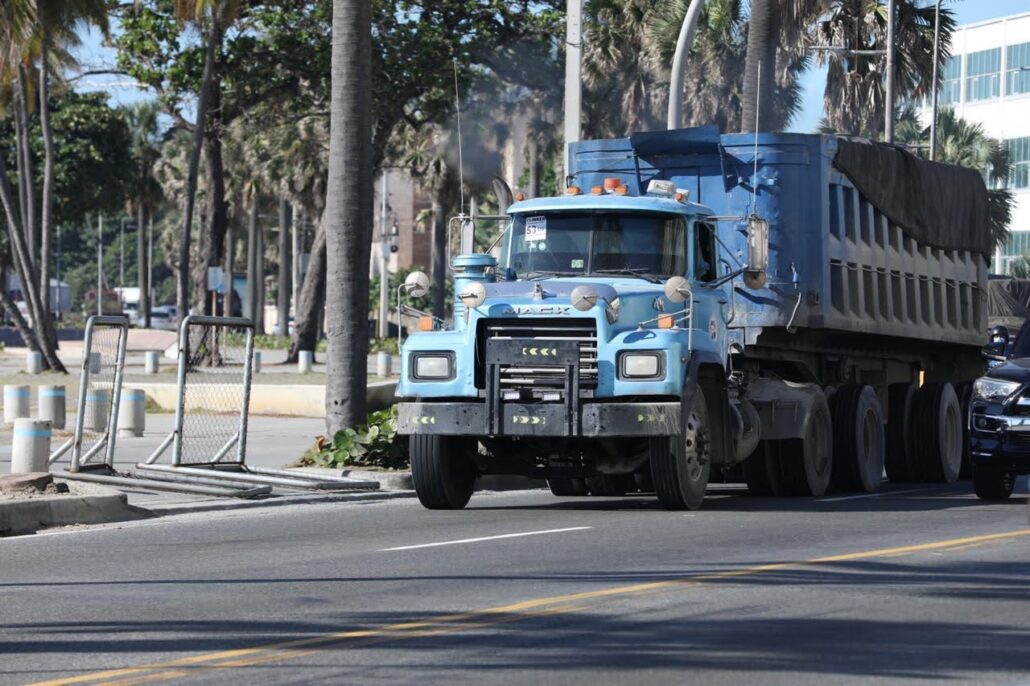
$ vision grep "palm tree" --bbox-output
[125,102,161,328]
[325,0,374,434]
[815,0,954,138]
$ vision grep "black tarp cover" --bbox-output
[833,138,992,257]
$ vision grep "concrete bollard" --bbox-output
[253,351,262,374]
[26,351,43,375]
[298,350,313,374]
[38,385,66,430]
[377,351,392,377]
[83,388,110,432]
[11,418,51,473]
[117,389,146,438]
[4,384,30,424]
[144,351,160,374]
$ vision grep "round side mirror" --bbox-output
[664,276,691,303]
[570,285,599,312]
[404,271,431,298]
[458,281,487,309]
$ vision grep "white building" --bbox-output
[926,10,1030,274]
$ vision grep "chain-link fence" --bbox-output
[49,316,129,471]
[174,317,253,465]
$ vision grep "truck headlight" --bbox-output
[619,351,664,380]
[972,377,1020,400]
[411,353,454,380]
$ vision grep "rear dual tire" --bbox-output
[829,384,885,493]
[913,382,962,484]
[744,394,833,497]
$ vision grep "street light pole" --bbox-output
[929,0,943,160]
[666,0,706,130]
[378,169,390,339]
[119,217,125,287]
[563,0,582,184]
[97,213,104,316]
[885,0,896,144]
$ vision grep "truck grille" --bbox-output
[476,318,598,393]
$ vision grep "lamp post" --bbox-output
[929,0,943,160]
[666,0,706,130]
[885,0,896,144]
[563,0,582,183]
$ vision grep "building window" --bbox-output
[940,56,961,104]
[1003,231,1030,259]
[966,48,1001,102]
[1009,137,1030,190]
[1008,42,1030,95]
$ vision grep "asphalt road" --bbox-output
[2,481,1029,685]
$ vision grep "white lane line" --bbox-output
[380,526,592,552]
[818,487,935,503]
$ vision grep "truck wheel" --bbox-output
[954,381,973,480]
[410,435,477,510]
[885,383,917,483]
[651,388,711,510]
[742,444,774,496]
[830,384,885,493]
[776,394,834,496]
[547,478,589,497]
[972,464,1015,500]
[913,382,962,484]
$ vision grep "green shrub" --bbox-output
[369,337,399,355]
[313,405,408,469]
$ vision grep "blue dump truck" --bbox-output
[396,126,991,510]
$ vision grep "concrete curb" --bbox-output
[296,467,546,493]
[139,489,415,517]
[0,486,142,536]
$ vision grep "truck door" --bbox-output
[691,220,729,360]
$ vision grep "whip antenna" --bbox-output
[752,61,761,214]
[453,59,465,218]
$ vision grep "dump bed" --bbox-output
[568,128,989,349]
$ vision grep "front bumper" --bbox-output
[969,407,1030,474]
[397,401,680,437]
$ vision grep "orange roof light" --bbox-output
[603,177,621,191]
[590,185,604,195]
[514,192,526,202]
[658,315,675,329]
[614,185,630,196]
[674,192,686,202]
[418,316,434,331]
[565,186,582,195]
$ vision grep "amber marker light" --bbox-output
[657,315,675,329]
[418,316,434,331]
[565,186,582,195]
[614,185,630,195]
[514,192,526,201]
[603,177,621,191]
[590,186,604,195]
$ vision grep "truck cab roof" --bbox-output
[508,193,715,218]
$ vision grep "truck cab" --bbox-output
[397,179,743,510]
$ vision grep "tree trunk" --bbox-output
[194,99,229,316]
[246,192,259,322]
[137,197,150,327]
[177,18,221,322]
[287,219,326,363]
[325,0,373,434]
[256,215,265,332]
[39,48,55,314]
[224,210,235,317]
[277,194,292,337]
[14,73,36,267]
[740,0,777,133]
[431,197,447,320]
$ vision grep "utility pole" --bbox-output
[378,169,390,339]
[563,0,582,183]
[667,0,706,129]
[885,0,896,144]
[119,217,125,287]
[147,216,153,325]
[55,223,61,317]
[929,0,943,160]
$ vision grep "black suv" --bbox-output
[969,322,1030,499]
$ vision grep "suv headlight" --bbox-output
[411,353,454,380]
[972,377,1021,400]
[619,351,664,380]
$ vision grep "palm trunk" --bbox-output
[39,47,55,314]
[137,199,150,327]
[277,194,292,337]
[325,0,374,434]
[14,73,36,266]
[177,18,221,322]
[224,210,235,317]
[194,99,229,315]
[287,219,326,363]
[255,215,265,331]
[246,193,259,322]
[740,0,777,133]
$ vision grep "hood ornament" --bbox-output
[533,282,545,300]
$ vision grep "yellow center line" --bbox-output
[28,528,1030,686]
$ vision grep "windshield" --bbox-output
[505,212,687,278]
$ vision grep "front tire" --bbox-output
[972,464,1015,500]
[651,387,711,510]
[410,435,477,510]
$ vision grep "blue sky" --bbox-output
[76,1,1030,129]
[789,0,1030,132]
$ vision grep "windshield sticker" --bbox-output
[571,259,585,269]
[524,216,547,242]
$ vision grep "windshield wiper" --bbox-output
[589,268,661,284]
[523,270,579,280]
